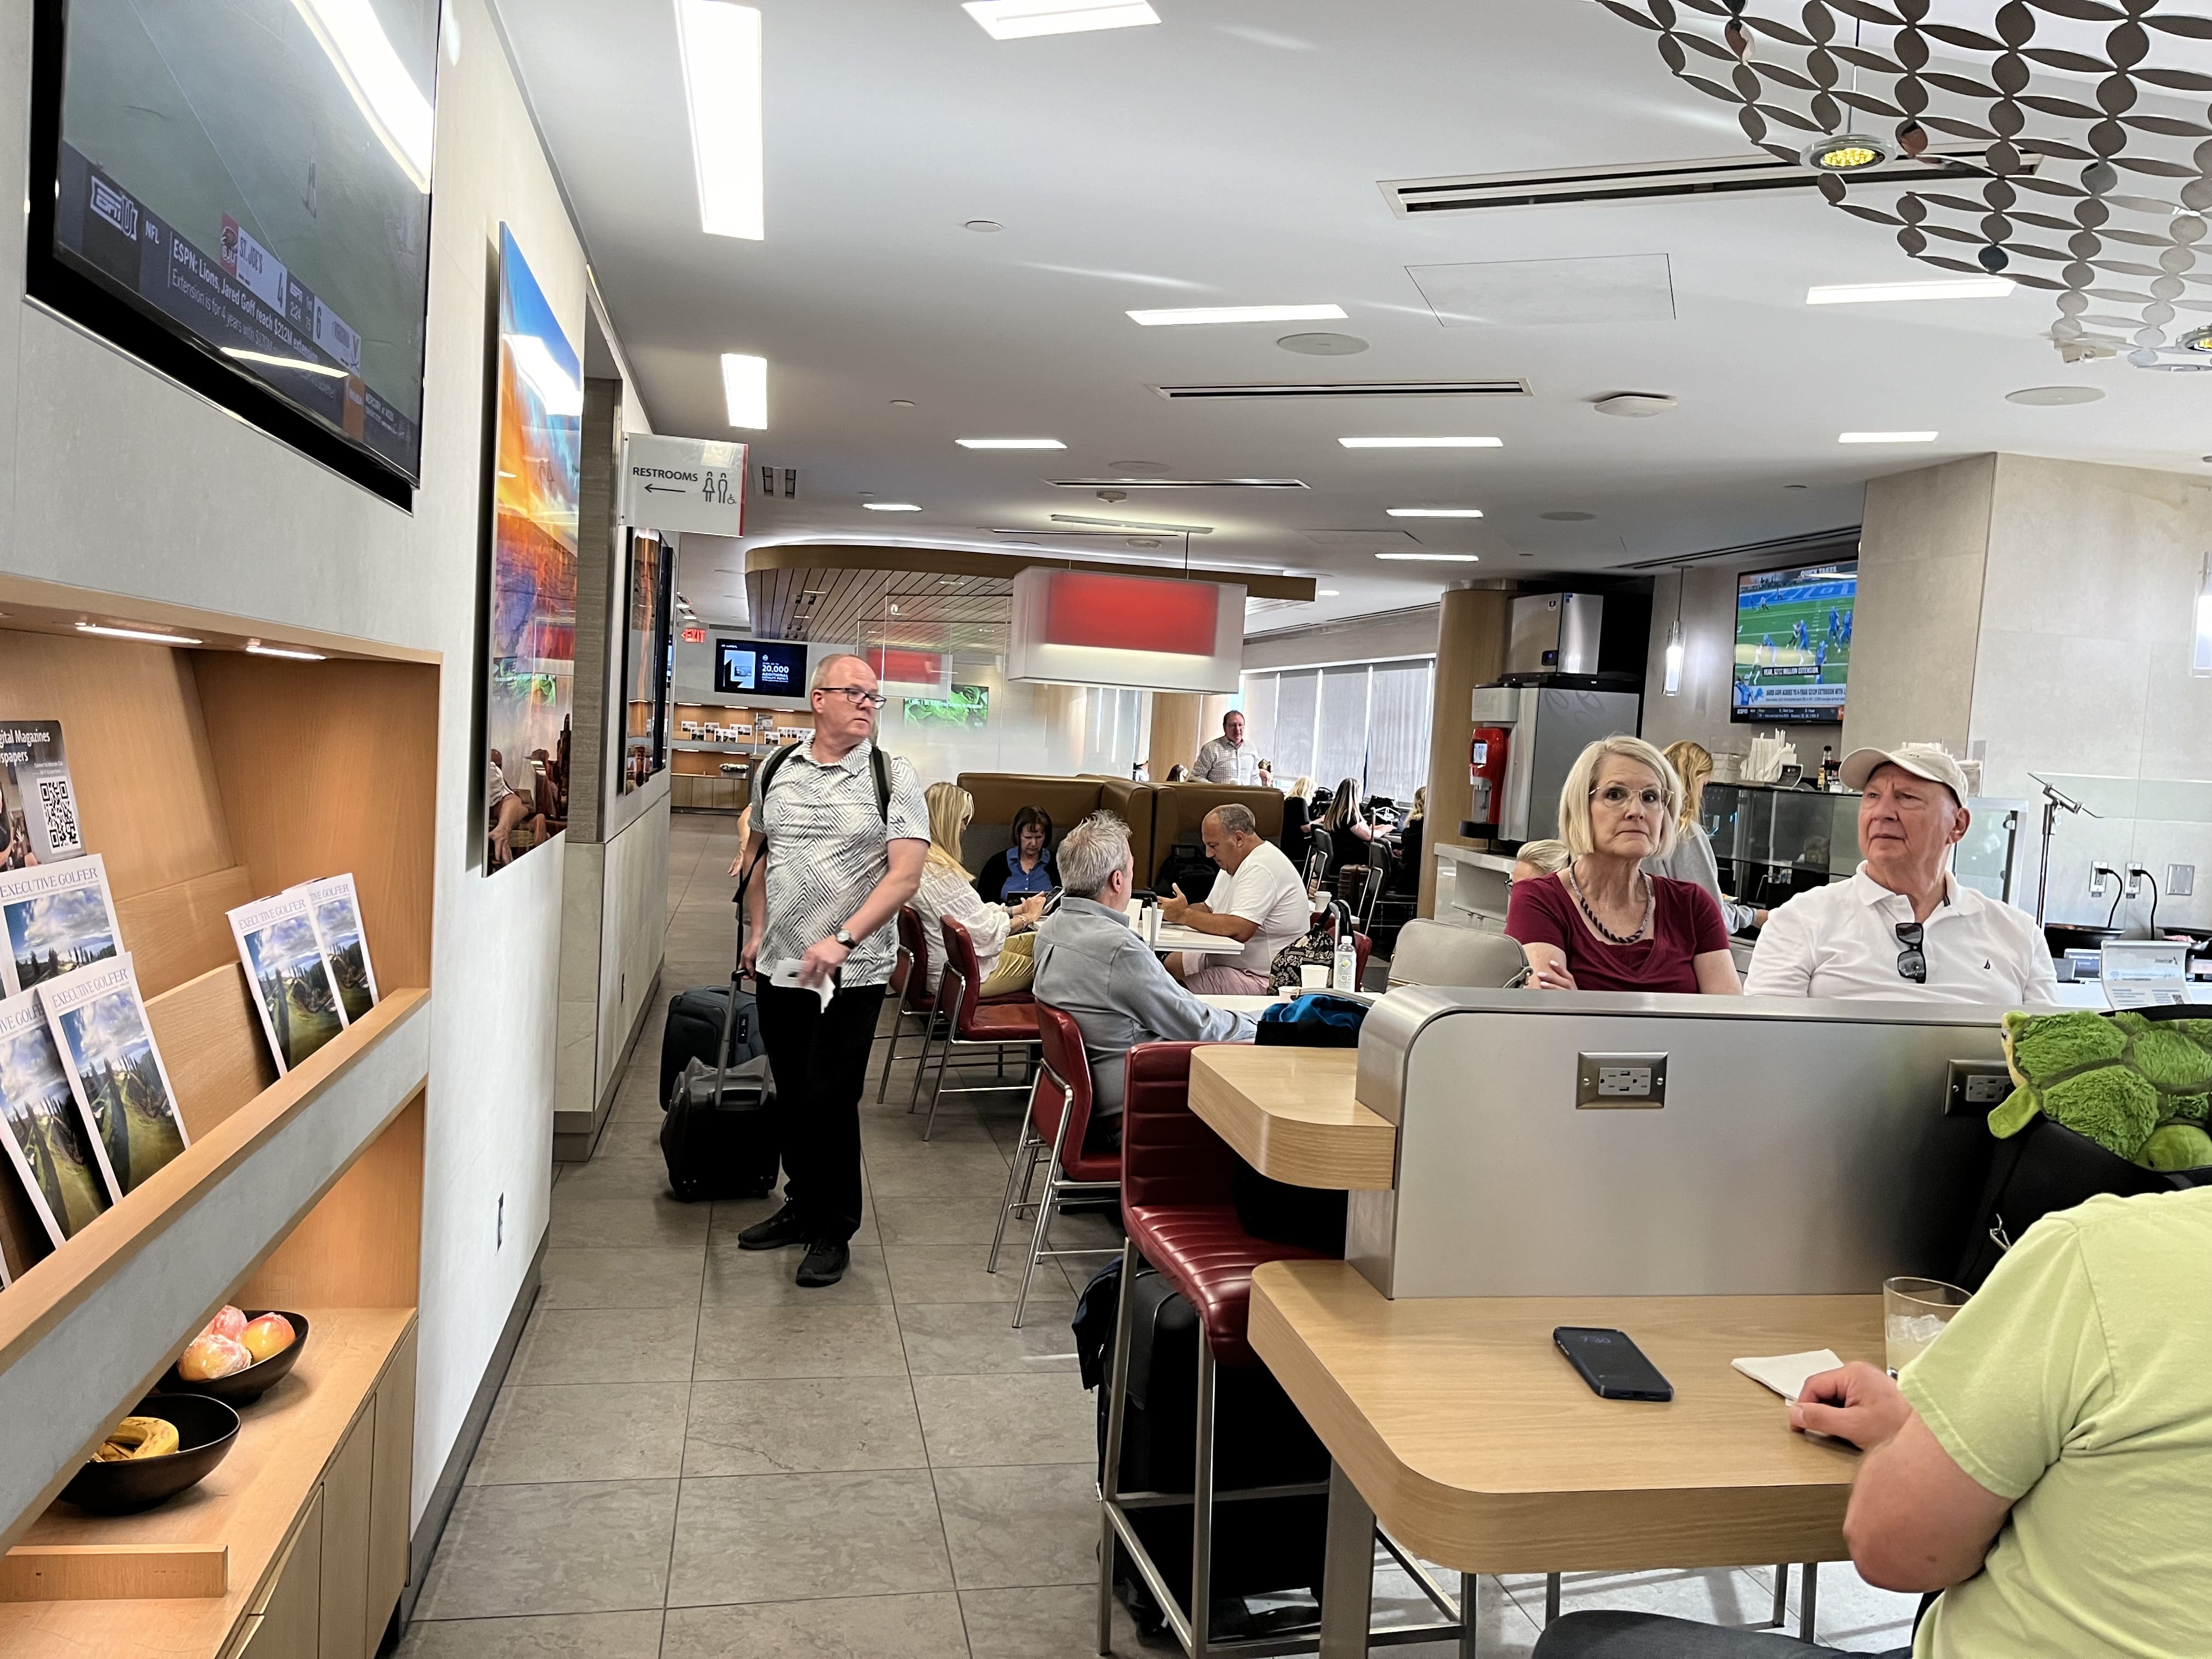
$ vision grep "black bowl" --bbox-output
[60,1392,239,1515]
[162,1311,310,1408]
[2045,923,2120,959]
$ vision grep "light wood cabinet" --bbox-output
[240,1491,321,1659]
[318,1409,375,1659]
[368,1328,416,1638]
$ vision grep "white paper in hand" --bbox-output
[771,958,835,1011]
[1731,1349,1844,1402]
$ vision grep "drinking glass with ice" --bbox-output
[1882,1277,1971,1375]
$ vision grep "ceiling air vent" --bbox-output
[1381,145,2007,217]
[1152,379,1531,401]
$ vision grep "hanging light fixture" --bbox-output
[2194,552,2212,679]
[1662,574,1686,697]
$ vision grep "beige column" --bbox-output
[1419,586,1512,918]
[1149,693,1203,778]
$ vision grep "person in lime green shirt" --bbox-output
[1533,1186,2212,1658]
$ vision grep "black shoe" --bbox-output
[796,1238,850,1288]
[736,1203,810,1251]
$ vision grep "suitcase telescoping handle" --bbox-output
[718,848,766,1105]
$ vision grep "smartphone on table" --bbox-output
[1554,1326,1674,1402]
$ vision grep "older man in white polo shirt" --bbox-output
[1747,743,2059,1008]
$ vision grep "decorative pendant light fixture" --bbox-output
[1662,574,1686,697]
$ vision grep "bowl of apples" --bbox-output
[163,1306,309,1407]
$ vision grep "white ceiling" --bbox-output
[493,0,2212,634]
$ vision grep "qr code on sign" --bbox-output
[37,778,81,854]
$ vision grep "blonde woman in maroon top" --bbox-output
[1505,736,1743,996]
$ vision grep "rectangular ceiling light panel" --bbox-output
[1807,278,2015,303]
[1387,507,1484,518]
[963,0,1160,40]
[1376,552,1481,562]
[1046,478,1307,488]
[1837,431,1937,443]
[1339,436,1502,448]
[1127,304,1348,326]
[1008,566,1244,692]
[721,352,768,428]
[675,0,764,240]
[958,437,1066,448]
[1154,380,1531,400]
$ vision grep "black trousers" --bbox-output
[757,981,887,1243]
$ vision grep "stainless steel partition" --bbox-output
[1351,989,2008,1299]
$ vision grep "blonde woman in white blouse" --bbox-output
[919,782,1046,998]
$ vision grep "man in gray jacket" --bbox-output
[1033,812,1257,1152]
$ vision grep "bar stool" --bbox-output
[919,916,1040,1141]
[877,905,940,1105]
[988,1001,1121,1328]
[1098,1040,1470,1659]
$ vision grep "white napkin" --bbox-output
[770,958,835,1011]
[1731,1349,1843,1402]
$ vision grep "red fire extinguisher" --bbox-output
[1469,726,1510,832]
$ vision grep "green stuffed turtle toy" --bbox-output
[1991,1010,2212,1172]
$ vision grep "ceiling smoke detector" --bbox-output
[1593,392,1678,418]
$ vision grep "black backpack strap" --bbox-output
[870,744,892,823]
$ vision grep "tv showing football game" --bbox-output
[715,640,808,698]
[28,0,441,501]
[1732,561,1857,725]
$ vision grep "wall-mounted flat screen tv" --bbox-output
[28,0,441,505]
[904,685,990,730]
[715,639,808,698]
[1732,561,1857,725]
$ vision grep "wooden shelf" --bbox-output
[0,1308,414,1653]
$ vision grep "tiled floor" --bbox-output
[401,811,1920,1657]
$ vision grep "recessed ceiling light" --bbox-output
[1593,392,1677,417]
[674,0,763,240]
[721,352,767,428]
[1316,588,1341,596]
[963,219,1004,232]
[1806,278,2014,304]
[1276,332,1369,356]
[76,622,204,645]
[1108,460,1170,475]
[962,0,1160,40]
[864,502,922,511]
[1376,552,1480,562]
[2006,386,2104,406]
[1386,507,1484,518]
[246,640,328,661]
[1127,537,1162,548]
[1541,511,1596,522]
[889,399,917,408]
[1838,431,1937,443]
[957,437,1065,449]
[1129,304,1347,326]
[2180,324,2212,353]
[1801,132,1895,173]
[1339,436,1502,449]
[1784,483,1810,490]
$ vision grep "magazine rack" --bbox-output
[0,576,433,1659]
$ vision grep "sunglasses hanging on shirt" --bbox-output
[1895,921,1927,984]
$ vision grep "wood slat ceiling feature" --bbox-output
[748,563,1018,649]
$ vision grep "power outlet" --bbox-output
[1948,1062,2012,1116]
[2170,864,2197,898]
[1577,1052,1668,1109]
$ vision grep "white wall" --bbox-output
[0,0,639,1527]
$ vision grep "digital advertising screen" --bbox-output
[1732,561,1857,725]
[715,640,808,698]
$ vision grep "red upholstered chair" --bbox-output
[918,916,1040,1141]
[1355,931,1373,989]
[1097,1042,1469,1657]
[988,1002,1121,1327]
[877,905,937,1104]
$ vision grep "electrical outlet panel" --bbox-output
[2170,864,2196,897]
[1577,1052,1668,1109]
[1948,1062,2013,1116]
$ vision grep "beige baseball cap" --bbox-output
[1839,743,1970,803]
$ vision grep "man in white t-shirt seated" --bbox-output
[1746,743,2060,1008]
[1160,803,1314,995]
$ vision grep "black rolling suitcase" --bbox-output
[661,894,779,1203]
[1094,1262,1330,1637]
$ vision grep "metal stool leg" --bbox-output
[1798,1562,1819,1643]
[873,1007,902,1103]
[1769,1565,1788,1629]
[1459,1572,1478,1659]
[1190,1338,1217,1659]
[907,1007,941,1111]
[1318,1461,1376,1658]
[1545,1573,1560,1623]
[921,970,964,1139]
[1098,1238,1140,1657]
[1012,1102,1075,1328]
[986,1101,1039,1273]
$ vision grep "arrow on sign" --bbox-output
[644,482,686,494]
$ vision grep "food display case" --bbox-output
[1702,782,2025,913]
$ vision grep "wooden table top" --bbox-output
[1187,1046,1395,1190]
[1249,1261,1882,1574]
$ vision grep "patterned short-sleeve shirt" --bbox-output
[757,737,929,988]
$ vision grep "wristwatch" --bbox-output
[833,928,855,948]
